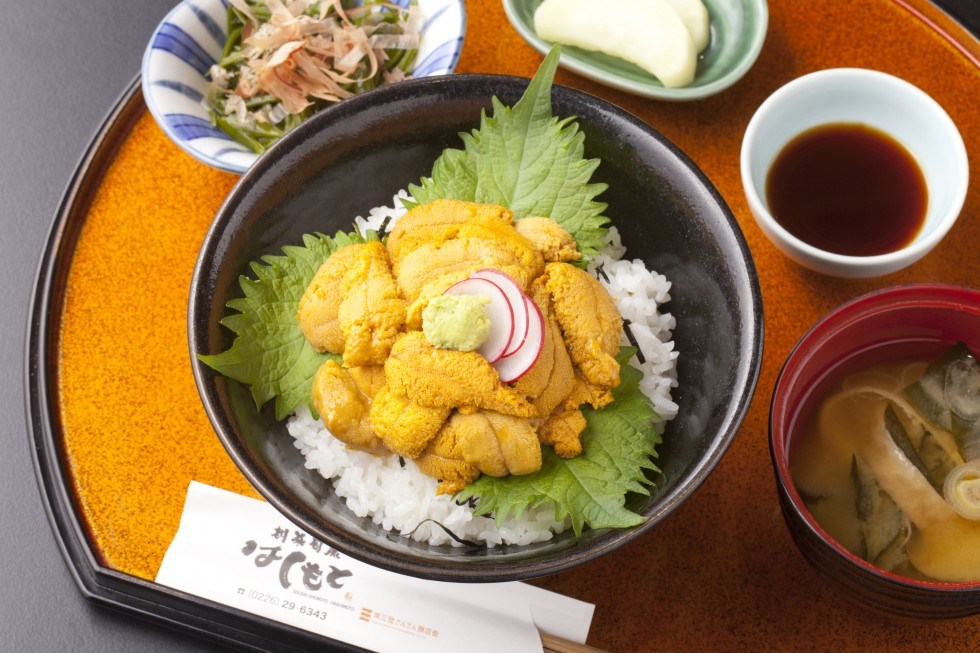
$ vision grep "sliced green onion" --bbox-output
[944,460,980,520]
[222,26,242,60]
[244,95,280,109]
[214,115,266,154]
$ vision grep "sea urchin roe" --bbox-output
[422,294,491,351]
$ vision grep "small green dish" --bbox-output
[503,0,768,101]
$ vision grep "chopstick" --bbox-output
[540,632,608,653]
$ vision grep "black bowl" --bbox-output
[189,74,764,582]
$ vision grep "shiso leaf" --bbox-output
[455,348,662,536]
[408,46,610,261]
[198,230,363,420]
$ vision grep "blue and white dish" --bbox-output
[142,0,466,174]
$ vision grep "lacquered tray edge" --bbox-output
[25,76,365,653]
[26,1,980,649]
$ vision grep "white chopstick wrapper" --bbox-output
[157,482,594,652]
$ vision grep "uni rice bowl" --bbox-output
[285,194,680,547]
[196,49,705,558]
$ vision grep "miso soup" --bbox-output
[790,342,980,582]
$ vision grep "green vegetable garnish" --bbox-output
[851,454,908,564]
[209,0,421,153]
[408,47,610,261]
[883,404,933,485]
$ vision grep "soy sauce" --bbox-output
[766,123,928,257]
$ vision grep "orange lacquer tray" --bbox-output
[36,0,980,650]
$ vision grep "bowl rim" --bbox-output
[141,0,468,174]
[741,68,970,274]
[501,0,769,101]
[189,71,764,581]
[769,282,980,591]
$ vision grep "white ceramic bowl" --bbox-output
[142,0,466,174]
[741,68,968,278]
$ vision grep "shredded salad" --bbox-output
[208,0,421,153]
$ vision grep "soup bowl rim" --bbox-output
[770,282,980,592]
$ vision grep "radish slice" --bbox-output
[471,269,529,357]
[444,277,514,363]
[493,297,545,383]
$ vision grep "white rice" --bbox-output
[287,194,679,546]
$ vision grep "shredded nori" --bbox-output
[377,213,394,237]
[622,319,645,364]
[593,261,610,283]
[455,496,479,509]
[397,519,483,549]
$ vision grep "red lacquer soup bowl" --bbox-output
[770,283,980,618]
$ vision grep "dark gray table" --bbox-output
[2,2,978,651]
